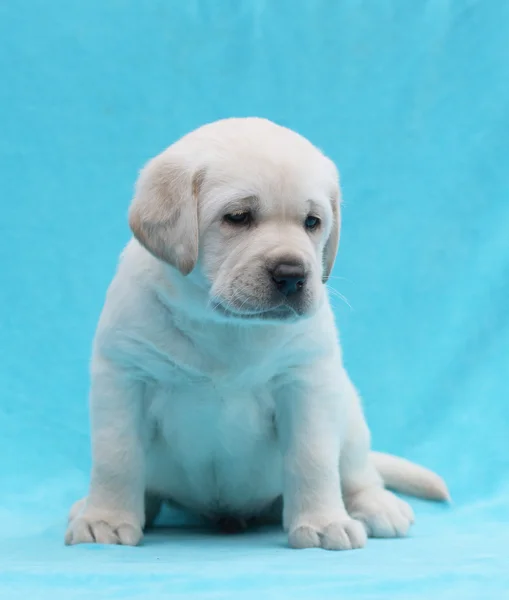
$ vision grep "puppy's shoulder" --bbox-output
[92,239,167,358]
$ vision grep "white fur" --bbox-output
[65,118,448,550]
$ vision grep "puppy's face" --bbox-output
[199,158,338,321]
[129,118,340,322]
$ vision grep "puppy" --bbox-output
[66,118,448,550]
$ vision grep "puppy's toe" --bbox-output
[65,507,143,546]
[289,525,321,549]
[65,517,97,545]
[321,519,367,550]
[289,516,367,550]
[346,487,414,538]
[67,497,86,523]
[116,523,143,546]
[91,521,121,544]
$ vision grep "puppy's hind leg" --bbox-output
[339,372,415,538]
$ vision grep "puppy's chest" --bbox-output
[149,379,276,433]
[142,322,308,439]
[146,378,278,479]
[146,323,301,389]
[140,326,306,511]
[144,333,285,468]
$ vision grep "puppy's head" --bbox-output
[129,118,340,322]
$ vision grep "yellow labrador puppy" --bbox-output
[66,118,448,550]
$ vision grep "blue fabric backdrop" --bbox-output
[1,1,508,598]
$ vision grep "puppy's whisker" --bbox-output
[237,297,251,313]
[327,287,352,308]
[326,286,353,310]
[229,289,247,309]
[213,289,249,315]
[207,286,243,313]
[325,296,344,314]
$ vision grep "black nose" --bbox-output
[271,263,307,297]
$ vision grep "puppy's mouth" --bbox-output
[210,300,301,322]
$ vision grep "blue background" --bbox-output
[1,1,508,598]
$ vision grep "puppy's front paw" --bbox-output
[65,504,143,546]
[346,487,415,538]
[288,515,367,550]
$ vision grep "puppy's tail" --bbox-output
[370,451,450,502]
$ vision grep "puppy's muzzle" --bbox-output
[269,261,307,298]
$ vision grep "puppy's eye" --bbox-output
[304,215,320,231]
[224,210,252,226]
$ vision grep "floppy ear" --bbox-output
[128,152,204,275]
[322,177,341,283]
